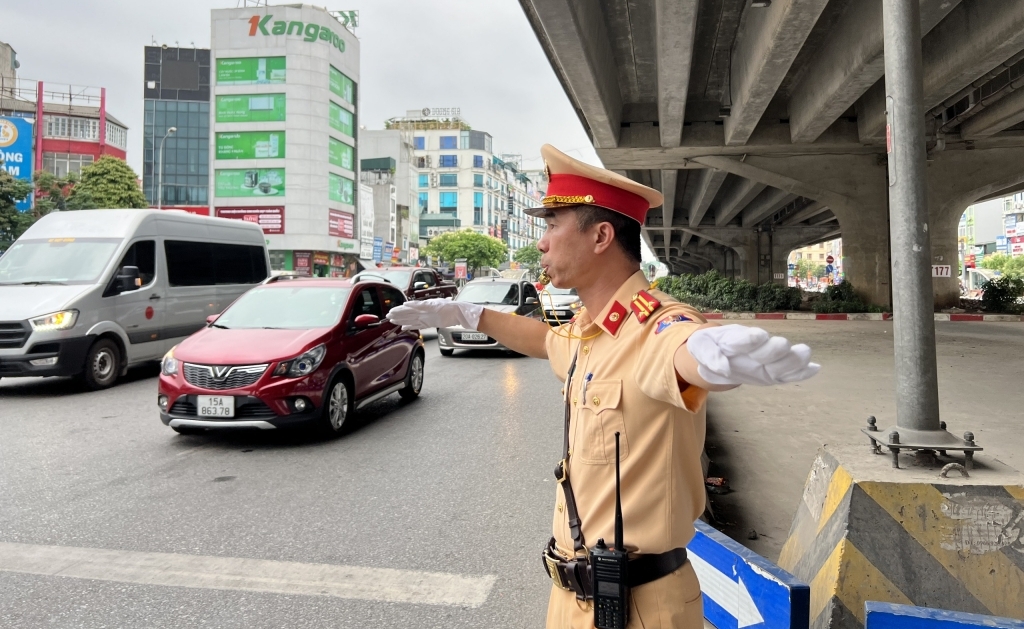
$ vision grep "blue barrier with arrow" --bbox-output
[687,521,809,629]
[865,602,1024,629]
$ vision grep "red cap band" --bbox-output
[544,174,649,223]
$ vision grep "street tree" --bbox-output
[795,258,826,279]
[513,240,542,276]
[0,168,34,250]
[69,156,147,209]
[980,252,1024,277]
[424,229,508,274]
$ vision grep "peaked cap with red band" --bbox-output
[525,144,663,223]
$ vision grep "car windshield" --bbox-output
[545,286,578,296]
[0,238,123,285]
[457,282,520,305]
[215,287,351,329]
[356,270,412,286]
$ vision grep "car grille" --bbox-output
[454,332,496,345]
[0,321,29,349]
[182,363,268,390]
[169,397,278,419]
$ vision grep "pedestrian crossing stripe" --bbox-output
[778,448,1024,629]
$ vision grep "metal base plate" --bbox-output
[862,426,983,452]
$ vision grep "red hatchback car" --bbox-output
[157,276,424,434]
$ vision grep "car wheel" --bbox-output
[399,351,424,400]
[439,348,454,357]
[82,338,121,390]
[321,376,354,433]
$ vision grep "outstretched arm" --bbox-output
[477,309,550,359]
[677,324,820,388]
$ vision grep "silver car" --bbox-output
[436,278,542,356]
[538,285,583,326]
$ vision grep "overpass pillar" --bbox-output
[831,203,892,309]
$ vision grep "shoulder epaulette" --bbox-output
[630,290,661,323]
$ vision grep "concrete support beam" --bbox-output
[660,169,678,255]
[715,179,767,226]
[723,0,830,146]
[858,0,1024,141]
[781,200,827,225]
[518,0,623,148]
[654,0,699,147]
[694,156,854,214]
[680,231,693,248]
[741,190,796,228]
[689,168,728,227]
[960,87,1024,139]
[789,0,958,144]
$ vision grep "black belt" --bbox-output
[543,538,688,599]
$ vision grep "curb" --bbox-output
[700,312,1022,322]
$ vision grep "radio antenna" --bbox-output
[614,431,624,551]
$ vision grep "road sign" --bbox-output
[687,520,809,629]
[826,255,834,264]
[824,264,834,275]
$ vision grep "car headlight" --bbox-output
[29,310,78,331]
[273,344,327,377]
[161,347,178,376]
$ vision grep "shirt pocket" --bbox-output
[578,380,629,465]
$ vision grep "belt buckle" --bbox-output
[555,459,568,483]
[544,551,572,591]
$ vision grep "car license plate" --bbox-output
[462,332,488,341]
[197,396,235,417]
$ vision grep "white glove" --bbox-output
[385,298,485,331]
[687,324,820,386]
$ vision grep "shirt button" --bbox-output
[557,504,564,513]
[582,346,590,354]
[572,398,577,406]
[592,397,600,406]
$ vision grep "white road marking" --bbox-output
[0,542,495,608]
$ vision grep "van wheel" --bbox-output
[82,339,121,390]
[321,376,354,434]
[399,351,424,400]
[439,348,454,357]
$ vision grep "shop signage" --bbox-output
[372,237,383,263]
[328,209,355,239]
[996,235,1008,253]
[215,94,286,123]
[409,246,419,260]
[216,131,285,160]
[360,243,373,259]
[332,10,358,28]
[0,117,34,211]
[294,251,312,276]
[422,107,461,117]
[329,66,356,105]
[247,15,347,53]
[358,184,374,244]
[312,252,330,266]
[1006,215,1018,238]
[454,261,467,279]
[215,206,285,234]
[336,240,356,251]
[328,137,354,170]
[215,57,286,85]
[215,168,284,197]
[329,172,354,204]
[330,254,344,267]
[383,242,394,260]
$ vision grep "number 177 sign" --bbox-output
[931,265,952,278]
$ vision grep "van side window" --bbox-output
[165,241,268,286]
[115,240,156,287]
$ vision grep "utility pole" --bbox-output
[157,126,176,210]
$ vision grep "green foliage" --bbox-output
[980,275,1024,313]
[0,168,34,250]
[424,229,508,273]
[70,156,147,209]
[513,241,542,275]
[33,170,85,213]
[794,258,826,279]
[979,253,1024,277]
[811,281,882,313]
[657,271,802,312]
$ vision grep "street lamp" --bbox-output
[157,127,177,210]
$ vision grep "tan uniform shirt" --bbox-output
[545,271,712,557]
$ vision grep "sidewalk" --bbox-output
[702,320,1024,562]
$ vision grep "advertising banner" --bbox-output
[360,242,373,259]
[216,131,285,160]
[294,251,312,276]
[0,117,35,211]
[313,252,330,266]
[215,168,284,197]
[372,237,383,263]
[215,206,285,234]
[328,209,355,239]
[383,242,395,260]
[215,94,286,123]
[358,183,374,244]
[1006,215,1018,238]
[329,101,354,137]
[216,57,286,85]
[329,65,356,105]
[329,172,354,205]
[329,137,354,171]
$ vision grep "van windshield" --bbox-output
[215,287,352,329]
[0,238,122,285]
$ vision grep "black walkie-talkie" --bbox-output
[591,432,629,629]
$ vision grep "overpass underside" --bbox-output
[519,0,1024,307]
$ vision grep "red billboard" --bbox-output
[215,206,285,234]
[328,209,354,239]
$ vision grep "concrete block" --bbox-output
[778,445,1024,629]
[846,313,884,321]
[723,312,757,320]
[786,312,818,320]
[934,314,952,321]
[983,315,1023,323]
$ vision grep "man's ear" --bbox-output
[592,222,616,255]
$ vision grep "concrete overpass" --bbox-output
[518,0,1024,307]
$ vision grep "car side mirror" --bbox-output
[353,313,381,329]
[525,297,538,305]
[206,314,219,325]
[413,281,428,290]
[117,266,142,293]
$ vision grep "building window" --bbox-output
[418,174,429,188]
[474,192,483,225]
[474,173,483,187]
[418,192,429,213]
[42,152,95,177]
[439,174,458,187]
[105,124,128,150]
[44,115,99,141]
[439,154,458,168]
[473,155,484,169]
[414,136,425,150]
[440,136,457,150]
[439,191,458,211]
[819,253,825,260]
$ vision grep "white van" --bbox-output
[0,209,270,389]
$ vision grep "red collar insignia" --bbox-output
[601,301,628,336]
[630,290,661,323]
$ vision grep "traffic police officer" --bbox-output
[387,145,819,628]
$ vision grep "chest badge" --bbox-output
[630,290,661,323]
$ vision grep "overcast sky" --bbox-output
[4,0,601,174]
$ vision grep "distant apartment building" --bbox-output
[359,128,421,264]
